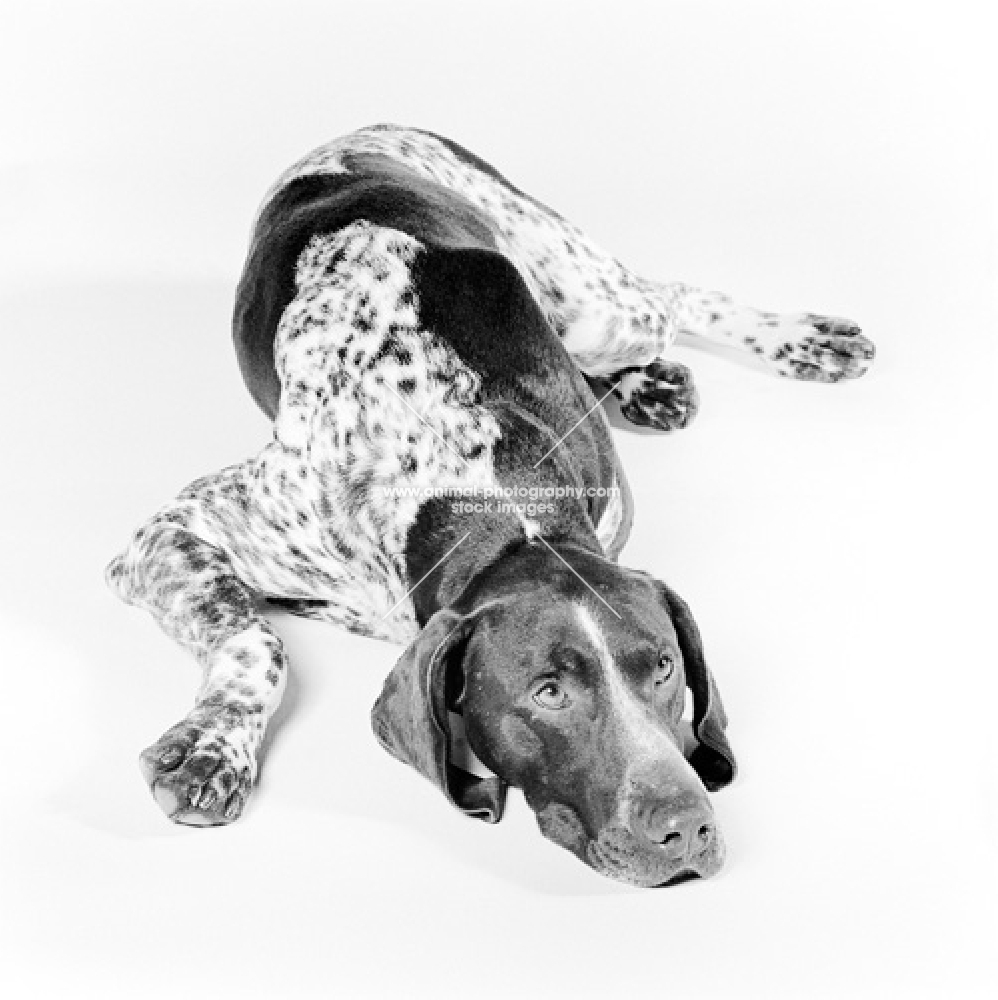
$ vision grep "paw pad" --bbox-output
[615,360,699,431]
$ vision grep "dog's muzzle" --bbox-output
[536,785,725,888]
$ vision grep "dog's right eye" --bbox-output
[533,681,569,710]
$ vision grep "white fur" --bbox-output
[574,604,672,760]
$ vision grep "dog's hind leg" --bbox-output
[586,290,873,430]
[288,127,873,412]
[666,286,875,383]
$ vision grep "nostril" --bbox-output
[629,788,716,859]
[653,827,688,859]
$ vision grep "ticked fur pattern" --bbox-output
[109,222,504,646]
[262,125,874,381]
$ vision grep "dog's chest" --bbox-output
[252,222,501,638]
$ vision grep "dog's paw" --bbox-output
[766,314,875,382]
[614,360,700,431]
[140,711,256,827]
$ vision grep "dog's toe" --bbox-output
[770,315,876,382]
[141,715,257,827]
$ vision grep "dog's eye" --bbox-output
[533,681,569,710]
[657,652,677,682]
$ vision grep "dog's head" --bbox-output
[371,543,735,887]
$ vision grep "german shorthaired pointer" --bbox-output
[106,125,874,886]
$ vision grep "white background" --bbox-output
[1,2,995,997]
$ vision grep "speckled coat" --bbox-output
[106,124,873,829]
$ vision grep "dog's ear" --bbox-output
[661,584,737,791]
[371,607,509,822]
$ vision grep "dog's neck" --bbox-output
[405,404,607,624]
[406,494,602,625]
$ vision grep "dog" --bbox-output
[106,124,874,887]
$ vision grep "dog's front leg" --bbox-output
[106,517,288,825]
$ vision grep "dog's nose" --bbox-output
[630,791,716,859]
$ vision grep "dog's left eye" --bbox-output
[533,681,569,710]
[657,652,677,682]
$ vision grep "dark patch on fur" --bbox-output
[233,170,502,420]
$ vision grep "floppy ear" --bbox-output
[371,607,509,822]
[661,584,737,791]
